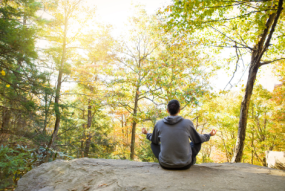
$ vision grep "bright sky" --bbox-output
[60,0,278,93]
[89,0,171,28]
[257,65,280,91]
[88,0,280,92]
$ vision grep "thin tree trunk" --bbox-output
[232,0,283,162]
[1,108,11,131]
[84,100,92,157]
[220,130,230,162]
[43,83,52,134]
[251,132,254,165]
[43,93,48,134]
[48,15,68,148]
[81,109,85,157]
[16,113,22,130]
[121,114,124,137]
[130,88,139,160]
[251,106,254,165]
[127,122,129,144]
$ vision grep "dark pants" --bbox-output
[151,142,202,170]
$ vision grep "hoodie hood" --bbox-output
[163,116,184,125]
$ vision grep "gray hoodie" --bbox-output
[146,116,211,168]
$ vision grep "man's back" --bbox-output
[147,116,211,168]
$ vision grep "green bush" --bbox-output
[0,145,74,189]
[0,145,36,189]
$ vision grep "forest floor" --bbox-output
[16,158,285,191]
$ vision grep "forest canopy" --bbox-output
[0,0,284,189]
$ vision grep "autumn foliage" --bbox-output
[0,0,284,189]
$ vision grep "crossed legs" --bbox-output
[151,142,202,169]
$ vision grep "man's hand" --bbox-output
[142,127,148,134]
[210,129,217,136]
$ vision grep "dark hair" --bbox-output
[167,99,180,115]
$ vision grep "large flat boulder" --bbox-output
[16,158,285,191]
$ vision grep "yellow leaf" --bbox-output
[6,84,10,87]
[1,70,5,76]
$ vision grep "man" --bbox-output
[142,99,217,170]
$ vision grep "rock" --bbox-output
[16,158,285,191]
[266,151,285,168]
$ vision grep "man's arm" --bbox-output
[146,133,152,141]
[198,129,217,142]
[142,126,159,144]
[189,121,217,143]
[199,132,211,143]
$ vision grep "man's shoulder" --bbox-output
[182,118,193,124]
[155,117,193,125]
[155,119,164,125]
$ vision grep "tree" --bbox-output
[145,28,218,109]
[245,85,274,166]
[191,85,284,165]
[110,108,132,159]
[107,7,218,160]
[186,92,240,163]
[0,0,52,143]
[67,23,115,157]
[164,0,285,162]
[107,10,161,160]
[41,0,96,148]
[270,61,285,151]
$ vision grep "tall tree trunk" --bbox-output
[251,132,254,165]
[231,64,259,162]
[81,109,85,158]
[43,92,48,134]
[130,88,139,160]
[1,107,11,131]
[220,130,230,162]
[48,15,68,148]
[121,114,124,135]
[127,121,129,144]
[232,0,283,162]
[84,100,92,157]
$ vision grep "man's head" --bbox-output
[167,99,180,116]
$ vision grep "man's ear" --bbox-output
[167,109,169,114]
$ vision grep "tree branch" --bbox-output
[261,0,284,55]
[207,25,251,50]
[260,57,285,66]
